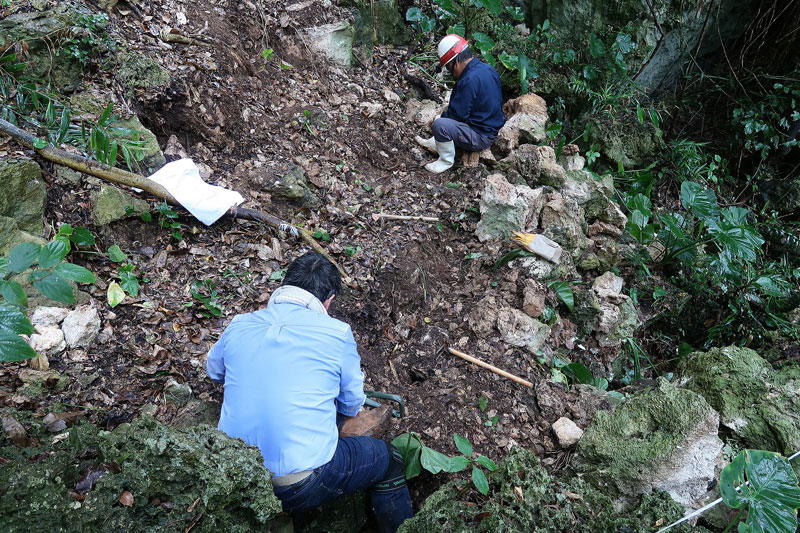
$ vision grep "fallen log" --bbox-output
[0,118,346,278]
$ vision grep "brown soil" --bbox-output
[0,0,606,508]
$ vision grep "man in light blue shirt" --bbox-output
[207,252,412,532]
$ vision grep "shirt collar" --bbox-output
[267,285,328,315]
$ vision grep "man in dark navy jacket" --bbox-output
[416,34,506,173]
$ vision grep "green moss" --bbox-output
[678,346,800,455]
[572,379,716,496]
[0,159,46,235]
[588,115,664,170]
[115,52,170,92]
[399,447,694,532]
[0,415,283,532]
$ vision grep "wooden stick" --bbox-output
[378,213,438,222]
[448,348,533,388]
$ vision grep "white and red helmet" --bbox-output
[437,34,469,67]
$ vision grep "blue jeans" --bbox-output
[273,434,413,532]
[432,117,494,151]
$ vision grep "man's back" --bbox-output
[207,299,365,476]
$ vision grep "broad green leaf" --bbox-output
[420,447,454,474]
[269,269,287,281]
[447,23,465,37]
[33,273,74,304]
[107,281,125,307]
[70,227,96,245]
[405,7,423,21]
[720,450,800,533]
[472,465,490,495]
[33,138,48,149]
[589,33,606,57]
[107,245,127,263]
[119,270,139,297]
[454,433,473,458]
[548,281,574,311]
[0,330,37,362]
[0,280,28,308]
[471,32,495,53]
[498,51,518,71]
[626,193,652,219]
[8,242,41,273]
[680,181,719,220]
[481,0,502,15]
[614,33,636,54]
[707,211,764,263]
[564,362,594,385]
[38,237,70,268]
[446,455,469,473]
[54,263,96,284]
[0,304,33,335]
[475,455,498,471]
[58,223,73,236]
[392,433,423,479]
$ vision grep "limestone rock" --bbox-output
[574,379,723,508]
[62,305,101,348]
[522,280,546,318]
[353,0,409,46]
[513,144,542,184]
[28,325,66,356]
[91,185,150,226]
[113,116,166,174]
[496,307,550,354]
[596,299,640,348]
[0,216,47,256]
[552,417,583,447]
[540,193,587,257]
[592,271,625,301]
[559,144,586,171]
[264,165,308,200]
[678,346,800,455]
[406,99,443,128]
[0,159,46,234]
[476,174,545,242]
[55,166,83,186]
[298,20,355,66]
[115,52,170,92]
[495,93,548,154]
[536,146,567,188]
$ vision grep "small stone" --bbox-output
[552,417,583,447]
[28,325,66,355]
[62,305,101,348]
[30,307,70,327]
[28,354,49,371]
[383,88,401,103]
[43,412,67,433]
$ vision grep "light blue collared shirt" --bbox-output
[206,288,365,476]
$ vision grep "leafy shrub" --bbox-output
[0,226,96,362]
[392,432,498,495]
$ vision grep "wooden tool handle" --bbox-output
[448,348,533,388]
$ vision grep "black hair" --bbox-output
[454,47,473,63]
[281,252,342,303]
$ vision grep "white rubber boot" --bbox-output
[424,141,455,173]
[415,135,438,154]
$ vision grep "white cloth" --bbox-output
[146,159,244,226]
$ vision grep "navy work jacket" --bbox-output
[442,59,505,138]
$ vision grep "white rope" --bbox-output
[654,449,800,533]
[278,223,299,237]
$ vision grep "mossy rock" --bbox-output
[91,185,150,226]
[573,378,722,506]
[399,446,694,532]
[0,159,46,234]
[587,115,664,171]
[0,216,47,257]
[113,116,166,174]
[0,415,283,532]
[115,52,171,92]
[353,0,410,48]
[678,346,800,456]
[0,5,111,92]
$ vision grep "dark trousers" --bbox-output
[273,417,413,533]
[432,117,494,151]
